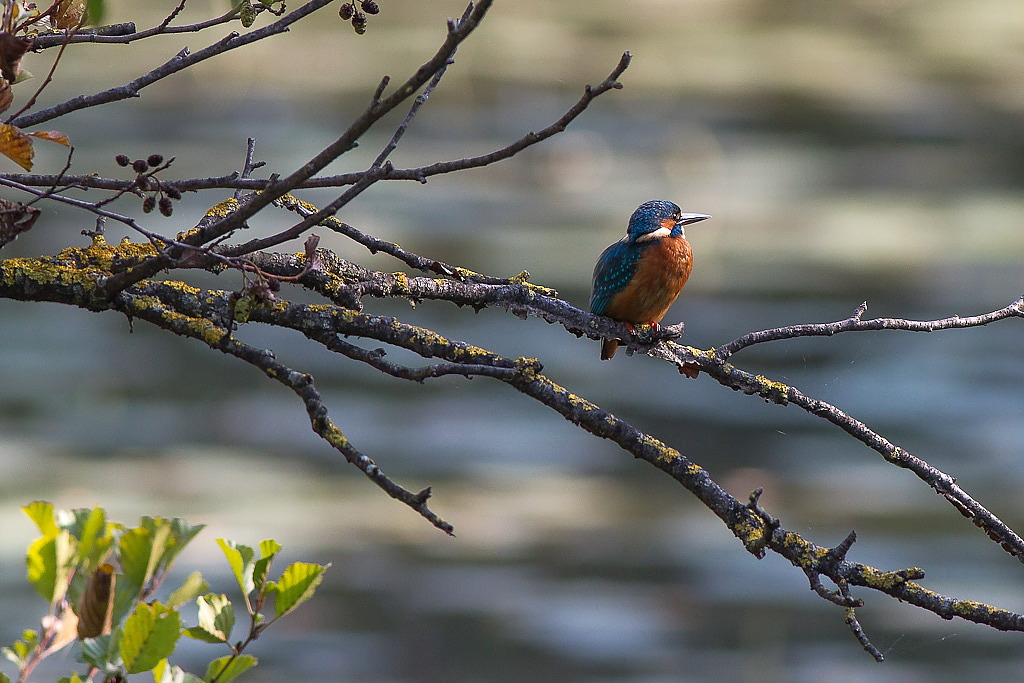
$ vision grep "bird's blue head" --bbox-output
[626,200,710,240]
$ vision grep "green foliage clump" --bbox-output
[1,502,329,683]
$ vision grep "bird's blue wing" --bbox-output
[590,239,642,315]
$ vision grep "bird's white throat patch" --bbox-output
[636,226,676,242]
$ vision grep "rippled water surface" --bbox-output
[3,1,1024,681]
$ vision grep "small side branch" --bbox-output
[717,297,1024,360]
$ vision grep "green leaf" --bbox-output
[153,658,203,683]
[203,654,257,683]
[259,539,282,557]
[120,602,182,674]
[0,672,11,683]
[217,539,256,595]
[271,562,329,619]
[167,571,210,609]
[85,0,105,25]
[1,629,38,667]
[55,674,85,683]
[119,526,156,591]
[182,626,226,644]
[26,530,74,603]
[153,658,173,683]
[71,506,113,568]
[22,501,57,536]
[252,540,280,595]
[195,594,234,643]
[162,518,205,570]
[80,630,122,671]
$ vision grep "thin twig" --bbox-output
[717,298,1024,359]
[11,0,336,129]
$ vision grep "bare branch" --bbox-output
[717,297,1024,360]
[10,0,336,129]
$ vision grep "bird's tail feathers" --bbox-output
[600,338,619,360]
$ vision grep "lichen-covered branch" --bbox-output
[4,234,1024,648]
[3,0,1024,662]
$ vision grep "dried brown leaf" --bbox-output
[76,563,116,639]
[0,33,32,83]
[0,79,12,115]
[29,130,71,146]
[0,197,40,247]
[0,123,34,170]
[53,1,87,29]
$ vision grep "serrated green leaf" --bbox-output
[22,501,57,536]
[1,672,11,683]
[204,654,257,683]
[26,530,74,603]
[252,539,281,593]
[271,562,329,619]
[80,630,122,670]
[196,593,234,643]
[167,571,210,609]
[120,602,182,674]
[258,539,282,557]
[163,518,205,569]
[56,673,85,683]
[71,507,113,568]
[217,539,255,595]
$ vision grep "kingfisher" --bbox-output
[590,200,711,360]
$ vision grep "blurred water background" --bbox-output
[3,0,1024,680]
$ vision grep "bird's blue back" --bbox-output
[590,239,650,316]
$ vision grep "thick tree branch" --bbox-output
[6,234,1024,652]
[3,0,1023,662]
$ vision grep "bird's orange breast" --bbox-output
[601,236,692,325]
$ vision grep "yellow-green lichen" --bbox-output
[2,256,100,289]
[780,531,831,569]
[508,270,557,296]
[858,564,925,591]
[126,295,228,347]
[179,314,227,347]
[391,272,410,295]
[513,356,541,380]
[316,420,351,450]
[734,517,768,548]
[161,280,202,297]
[204,198,240,218]
[274,193,319,216]
[688,347,717,361]
[753,374,790,395]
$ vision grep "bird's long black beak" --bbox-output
[677,213,711,226]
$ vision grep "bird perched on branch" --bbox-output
[590,200,710,360]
